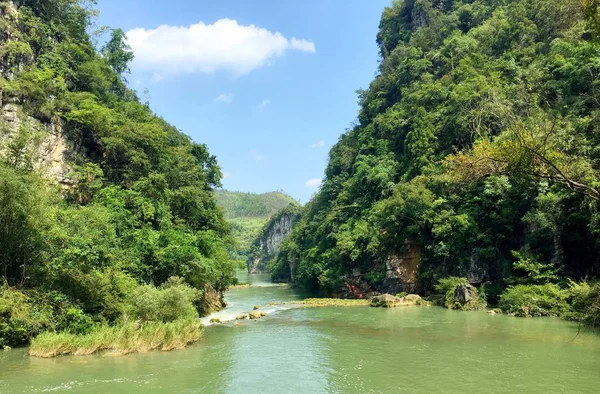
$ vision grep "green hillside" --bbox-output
[215,190,298,257]
[215,190,297,219]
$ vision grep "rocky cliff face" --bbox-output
[0,102,72,186]
[247,205,300,274]
[334,240,421,298]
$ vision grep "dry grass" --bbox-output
[29,319,202,358]
[298,298,370,307]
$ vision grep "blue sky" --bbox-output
[96,0,390,202]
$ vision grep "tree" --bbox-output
[101,28,133,76]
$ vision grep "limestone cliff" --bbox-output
[247,203,301,273]
[0,102,72,186]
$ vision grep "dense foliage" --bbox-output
[281,0,600,322]
[0,0,236,347]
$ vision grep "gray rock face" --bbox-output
[247,207,300,273]
[0,103,73,187]
[262,214,295,257]
[380,240,421,294]
[453,283,475,304]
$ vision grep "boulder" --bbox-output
[453,283,475,304]
[249,311,267,320]
[371,293,425,307]
[399,294,422,306]
[370,294,401,307]
[235,314,248,320]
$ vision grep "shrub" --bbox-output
[128,277,200,323]
[0,286,96,346]
[567,281,600,326]
[0,286,53,347]
[499,284,569,317]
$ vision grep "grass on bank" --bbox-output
[29,318,202,358]
[298,298,370,307]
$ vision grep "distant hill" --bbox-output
[215,191,299,259]
[215,190,298,219]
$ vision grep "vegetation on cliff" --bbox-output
[278,0,600,325]
[0,0,237,348]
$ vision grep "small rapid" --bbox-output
[200,272,306,325]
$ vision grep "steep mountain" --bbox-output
[274,0,600,300]
[247,203,302,274]
[215,190,299,262]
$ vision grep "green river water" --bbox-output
[1,272,599,393]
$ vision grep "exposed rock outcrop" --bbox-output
[453,283,475,304]
[199,285,226,316]
[370,293,423,308]
[0,103,73,187]
[247,204,301,273]
[381,240,421,294]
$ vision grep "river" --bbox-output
[1,272,599,393]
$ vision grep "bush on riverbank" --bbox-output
[128,278,201,323]
[24,277,205,357]
[0,286,96,347]
[567,281,600,326]
[29,318,202,357]
[499,284,569,317]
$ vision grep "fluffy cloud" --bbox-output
[126,19,315,77]
[310,140,325,148]
[214,93,234,103]
[305,178,322,188]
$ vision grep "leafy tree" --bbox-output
[101,28,133,77]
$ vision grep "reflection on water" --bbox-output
[1,272,599,393]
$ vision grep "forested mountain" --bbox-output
[215,190,298,261]
[274,0,600,317]
[215,190,297,219]
[0,0,236,347]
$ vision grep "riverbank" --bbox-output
[29,319,202,358]
[2,272,599,393]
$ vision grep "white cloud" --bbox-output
[255,155,265,161]
[222,172,231,179]
[311,140,325,148]
[151,72,164,82]
[305,178,322,188]
[126,19,316,77]
[258,99,271,108]
[214,93,234,103]
[290,38,316,53]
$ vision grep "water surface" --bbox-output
[1,273,598,393]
